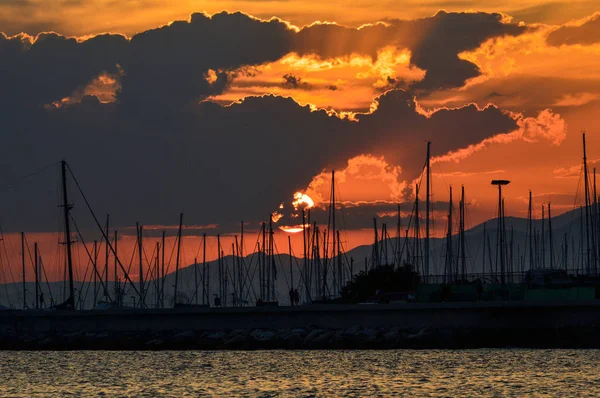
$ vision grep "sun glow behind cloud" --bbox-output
[208,47,425,112]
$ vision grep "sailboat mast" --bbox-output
[302,209,308,302]
[595,168,599,274]
[583,132,592,274]
[155,241,160,308]
[93,240,98,307]
[203,234,207,306]
[460,186,466,280]
[114,230,119,307]
[218,234,222,303]
[414,183,420,275]
[331,170,336,290]
[425,141,431,279]
[528,191,534,271]
[34,242,39,310]
[269,216,275,301]
[541,205,545,268]
[482,222,486,275]
[396,204,401,266]
[373,218,379,269]
[549,202,554,269]
[137,224,144,308]
[161,230,165,308]
[337,230,342,292]
[61,160,75,309]
[104,215,109,301]
[240,222,244,306]
[194,257,198,305]
[445,186,453,283]
[261,222,266,299]
[288,235,294,303]
[173,212,183,306]
[21,232,26,309]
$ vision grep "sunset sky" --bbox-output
[1,0,600,282]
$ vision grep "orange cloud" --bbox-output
[209,47,425,112]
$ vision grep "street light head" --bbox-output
[491,180,511,186]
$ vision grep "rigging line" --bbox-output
[122,234,138,296]
[162,230,179,280]
[0,224,19,304]
[69,213,113,303]
[65,163,140,298]
[240,236,260,304]
[39,253,55,305]
[0,161,60,193]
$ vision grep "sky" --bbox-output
[1,0,600,281]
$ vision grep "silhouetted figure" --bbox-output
[289,288,295,306]
[214,295,221,307]
[39,293,45,309]
[293,289,300,306]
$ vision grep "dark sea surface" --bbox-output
[0,350,599,397]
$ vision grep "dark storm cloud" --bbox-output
[0,11,522,232]
[0,89,518,232]
[547,13,600,46]
[355,90,518,172]
[0,10,528,112]
[118,12,295,113]
[0,32,128,109]
[295,11,526,90]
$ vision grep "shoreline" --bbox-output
[2,301,600,350]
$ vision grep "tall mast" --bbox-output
[425,141,431,278]
[269,216,275,301]
[583,132,592,274]
[528,191,534,271]
[161,230,165,308]
[595,168,599,274]
[445,186,453,284]
[491,179,510,284]
[240,222,244,306]
[302,209,309,302]
[104,215,109,302]
[261,222,266,300]
[373,218,379,269]
[482,222,486,275]
[61,160,75,309]
[194,257,198,305]
[541,205,545,268]
[414,183,420,275]
[114,230,119,307]
[548,202,554,269]
[331,170,335,281]
[173,212,183,306]
[564,233,569,270]
[288,235,294,304]
[137,223,144,308]
[337,230,342,292]
[460,186,466,280]
[93,240,98,307]
[155,241,160,308]
[396,203,401,266]
[203,234,207,306]
[21,232,26,309]
[218,234,222,303]
[34,242,39,310]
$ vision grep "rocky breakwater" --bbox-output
[2,325,600,350]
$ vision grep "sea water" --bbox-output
[1,349,598,396]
